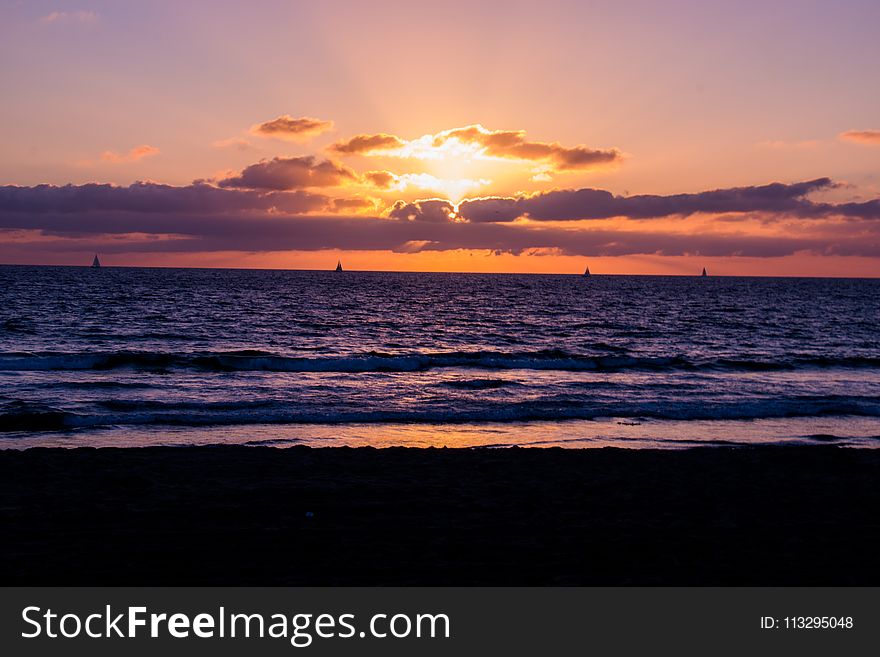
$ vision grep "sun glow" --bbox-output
[331,123,623,205]
[393,172,490,203]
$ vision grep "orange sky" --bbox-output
[1,1,879,275]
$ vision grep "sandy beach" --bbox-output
[1,445,878,585]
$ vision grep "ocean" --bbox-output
[1,265,878,448]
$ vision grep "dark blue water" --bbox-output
[1,266,878,448]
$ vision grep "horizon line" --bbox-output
[1,262,878,279]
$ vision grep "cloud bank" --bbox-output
[4,211,877,260]
[2,178,879,260]
[457,179,854,223]
[0,182,329,215]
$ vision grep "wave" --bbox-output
[3,396,879,432]
[0,402,72,432]
[0,318,37,334]
[443,378,521,390]
[2,349,879,374]
[42,381,155,390]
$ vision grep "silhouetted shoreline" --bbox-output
[1,445,878,585]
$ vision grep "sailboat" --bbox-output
[335,259,343,272]
[91,254,101,269]
[701,267,707,277]
[583,265,591,277]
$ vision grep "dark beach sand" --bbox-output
[1,445,878,585]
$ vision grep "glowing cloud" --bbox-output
[330,124,622,174]
[433,125,621,171]
[360,170,487,200]
[330,134,406,155]
[250,115,333,141]
[840,130,880,145]
[394,174,490,201]
[100,145,160,164]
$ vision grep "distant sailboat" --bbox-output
[701,267,707,277]
[91,254,101,269]
[335,259,343,272]
[583,265,591,277]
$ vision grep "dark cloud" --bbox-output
[217,156,357,190]
[363,170,398,189]
[2,179,879,260]
[6,211,878,259]
[250,115,333,141]
[330,133,406,155]
[457,196,530,223]
[388,200,455,223]
[812,199,880,219]
[329,197,376,212]
[5,179,875,227]
[0,182,329,215]
[456,179,872,222]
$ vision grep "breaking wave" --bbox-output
[2,349,879,374]
[3,396,879,432]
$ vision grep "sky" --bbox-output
[1,0,879,275]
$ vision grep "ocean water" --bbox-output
[1,265,878,448]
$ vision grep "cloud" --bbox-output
[5,210,878,260]
[40,10,98,24]
[250,115,333,141]
[840,130,880,145]
[212,137,256,152]
[363,171,398,189]
[434,125,622,171]
[216,156,487,198]
[388,200,456,223]
[330,124,621,173]
[330,133,407,155]
[3,178,878,260]
[5,178,874,226]
[329,197,378,213]
[458,179,844,222]
[0,183,329,215]
[217,156,357,190]
[100,145,160,164]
